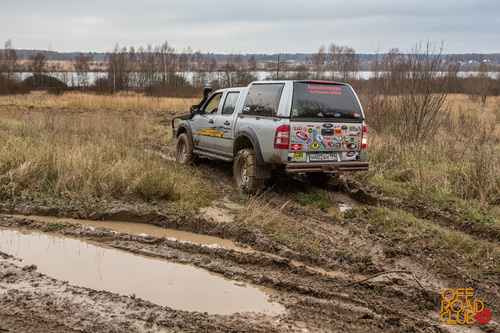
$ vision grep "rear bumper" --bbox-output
[285,161,369,173]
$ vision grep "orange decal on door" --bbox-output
[200,129,224,138]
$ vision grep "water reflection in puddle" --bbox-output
[7,214,361,281]
[10,214,252,253]
[0,228,285,315]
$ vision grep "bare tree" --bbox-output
[328,43,359,82]
[192,51,207,87]
[287,64,310,80]
[370,41,384,82]
[3,39,18,81]
[217,53,257,87]
[468,60,492,106]
[74,53,93,90]
[388,41,459,141]
[28,52,46,87]
[158,41,176,85]
[248,55,257,71]
[312,45,327,79]
[107,44,130,93]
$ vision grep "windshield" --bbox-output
[291,82,363,120]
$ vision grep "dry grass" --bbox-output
[362,94,500,229]
[236,191,325,255]
[0,91,197,113]
[371,206,499,278]
[0,92,212,212]
[237,191,290,230]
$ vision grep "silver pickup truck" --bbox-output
[172,80,369,192]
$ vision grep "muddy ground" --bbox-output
[1,112,499,332]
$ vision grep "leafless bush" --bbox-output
[358,93,396,134]
[381,41,459,142]
[75,53,93,90]
[466,71,492,106]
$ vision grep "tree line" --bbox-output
[0,39,498,100]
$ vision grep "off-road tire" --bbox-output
[307,172,340,188]
[175,133,197,166]
[233,149,265,193]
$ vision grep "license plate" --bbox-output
[309,153,336,161]
[293,152,303,159]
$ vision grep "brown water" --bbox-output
[0,228,284,315]
[11,214,252,253]
[9,214,361,280]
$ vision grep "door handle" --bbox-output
[224,121,230,125]
[208,119,214,124]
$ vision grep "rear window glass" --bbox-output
[242,84,284,117]
[291,82,362,120]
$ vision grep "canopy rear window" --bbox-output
[291,82,362,120]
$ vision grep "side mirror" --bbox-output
[190,105,199,114]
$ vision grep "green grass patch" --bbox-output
[296,192,332,212]
[42,221,69,232]
[368,206,500,278]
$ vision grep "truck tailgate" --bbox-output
[288,121,363,162]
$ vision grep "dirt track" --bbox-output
[1,173,499,332]
[1,112,499,332]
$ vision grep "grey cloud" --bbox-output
[0,0,498,54]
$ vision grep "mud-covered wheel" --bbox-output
[175,133,197,165]
[307,172,340,187]
[233,149,265,193]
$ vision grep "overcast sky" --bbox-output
[1,0,498,54]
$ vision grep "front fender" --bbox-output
[176,121,195,146]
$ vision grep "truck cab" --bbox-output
[172,80,369,192]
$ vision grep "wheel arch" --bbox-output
[176,122,195,146]
[233,127,265,166]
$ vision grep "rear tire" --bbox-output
[175,133,197,166]
[233,149,265,193]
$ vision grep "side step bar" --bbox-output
[193,149,233,163]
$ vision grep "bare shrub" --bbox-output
[359,93,397,134]
[467,62,493,106]
[387,41,459,142]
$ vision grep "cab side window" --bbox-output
[222,92,240,115]
[202,93,222,114]
[242,84,284,117]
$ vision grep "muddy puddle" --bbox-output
[7,214,364,281]
[0,228,284,315]
[10,214,252,253]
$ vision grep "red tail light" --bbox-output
[274,125,290,149]
[362,125,367,149]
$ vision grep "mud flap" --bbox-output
[255,165,272,179]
